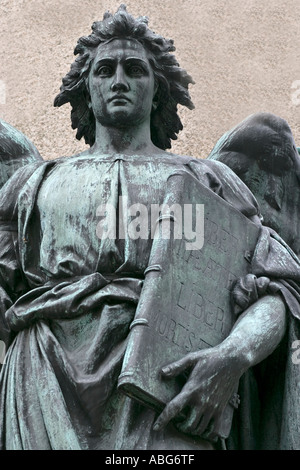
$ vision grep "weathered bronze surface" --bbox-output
[0,119,42,189]
[0,5,299,450]
[118,171,261,443]
[118,173,258,412]
[208,112,300,256]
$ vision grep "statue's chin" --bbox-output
[95,105,150,130]
[101,115,146,131]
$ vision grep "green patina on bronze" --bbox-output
[0,5,299,450]
[0,119,42,189]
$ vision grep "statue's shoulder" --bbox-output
[167,152,228,169]
[168,152,233,178]
[161,152,208,166]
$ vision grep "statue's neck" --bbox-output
[91,122,157,155]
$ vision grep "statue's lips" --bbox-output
[108,95,132,104]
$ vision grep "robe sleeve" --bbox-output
[0,162,42,346]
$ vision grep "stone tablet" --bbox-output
[118,172,260,438]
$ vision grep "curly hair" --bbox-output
[54,4,195,150]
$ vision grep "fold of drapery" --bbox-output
[0,155,299,449]
[0,277,143,450]
[6,273,142,331]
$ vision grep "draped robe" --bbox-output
[0,152,299,449]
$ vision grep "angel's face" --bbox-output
[88,39,157,129]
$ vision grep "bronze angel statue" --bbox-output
[0,5,299,450]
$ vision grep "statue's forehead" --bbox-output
[94,38,149,60]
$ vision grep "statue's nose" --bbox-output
[111,65,130,92]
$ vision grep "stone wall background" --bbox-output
[0,0,299,160]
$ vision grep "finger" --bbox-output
[153,392,188,431]
[195,410,214,436]
[176,407,203,434]
[161,352,199,378]
[203,409,225,440]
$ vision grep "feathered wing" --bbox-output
[207,112,300,257]
[0,118,42,189]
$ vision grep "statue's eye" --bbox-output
[128,65,144,76]
[97,65,113,76]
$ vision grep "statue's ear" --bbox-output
[152,81,160,111]
[84,77,92,109]
[152,100,158,111]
